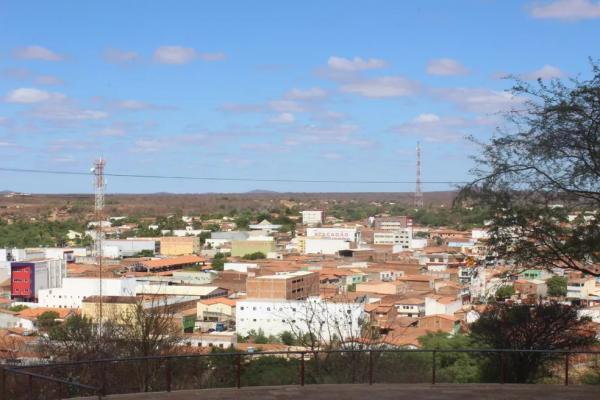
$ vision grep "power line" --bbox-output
[0,166,469,185]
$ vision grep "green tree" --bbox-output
[470,303,596,383]
[280,331,296,346]
[37,311,60,332]
[242,251,266,260]
[495,285,515,301]
[211,252,227,271]
[461,63,600,277]
[419,332,481,383]
[546,276,567,297]
[8,304,29,312]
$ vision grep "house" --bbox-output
[196,297,237,332]
[392,297,425,318]
[418,314,460,334]
[514,279,548,299]
[425,296,462,316]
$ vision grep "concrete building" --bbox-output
[158,236,200,256]
[369,216,413,230]
[302,237,351,255]
[224,263,259,273]
[301,210,324,226]
[424,296,462,316]
[236,297,365,339]
[11,259,66,302]
[196,297,236,332]
[248,220,282,234]
[514,279,548,299]
[567,278,597,300]
[103,239,157,258]
[38,277,138,309]
[246,271,320,300]
[306,227,361,243]
[394,298,425,318]
[373,228,412,249]
[230,240,275,257]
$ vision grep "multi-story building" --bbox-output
[38,277,138,309]
[246,271,319,300]
[301,210,324,226]
[373,228,412,249]
[302,237,351,255]
[236,297,365,339]
[306,227,361,243]
[11,259,66,302]
[369,216,413,230]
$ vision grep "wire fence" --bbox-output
[1,348,600,399]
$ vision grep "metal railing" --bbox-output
[1,348,599,399]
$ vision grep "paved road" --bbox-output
[79,384,600,399]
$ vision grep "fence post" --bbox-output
[432,350,436,385]
[28,374,33,399]
[500,353,506,384]
[165,358,172,392]
[564,353,569,386]
[236,354,241,389]
[368,350,373,385]
[300,353,305,386]
[0,367,5,399]
[101,362,107,396]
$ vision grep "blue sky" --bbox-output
[1,0,599,193]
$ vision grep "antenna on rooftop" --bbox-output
[414,142,423,209]
[92,158,105,330]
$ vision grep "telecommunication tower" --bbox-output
[414,142,423,208]
[92,158,105,328]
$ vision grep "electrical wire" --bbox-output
[0,166,468,185]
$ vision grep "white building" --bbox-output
[38,277,138,309]
[102,239,156,258]
[303,237,350,255]
[236,298,365,340]
[374,228,412,249]
[306,227,360,243]
[301,211,323,226]
[224,263,259,273]
[425,296,462,316]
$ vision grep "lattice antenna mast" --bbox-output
[92,158,105,330]
[414,142,423,208]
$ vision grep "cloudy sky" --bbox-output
[1,0,599,193]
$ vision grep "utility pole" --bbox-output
[414,142,423,209]
[92,158,105,331]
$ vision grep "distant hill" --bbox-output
[246,189,279,194]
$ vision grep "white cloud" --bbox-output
[414,113,441,123]
[4,88,65,104]
[392,114,493,142]
[14,45,64,61]
[153,46,225,64]
[435,87,525,113]
[30,107,108,121]
[530,0,600,20]
[133,139,163,153]
[285,87,327,100]
[521,64,565,80]
[426,58,469,76]
[340,76,420,98]
[270,112,295,124]
[92,126,126,137]
[327,56,387,71]
[268,100,304,113]
[104,48,140,64]
[154,46,197,64]
[112,99,169,111]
